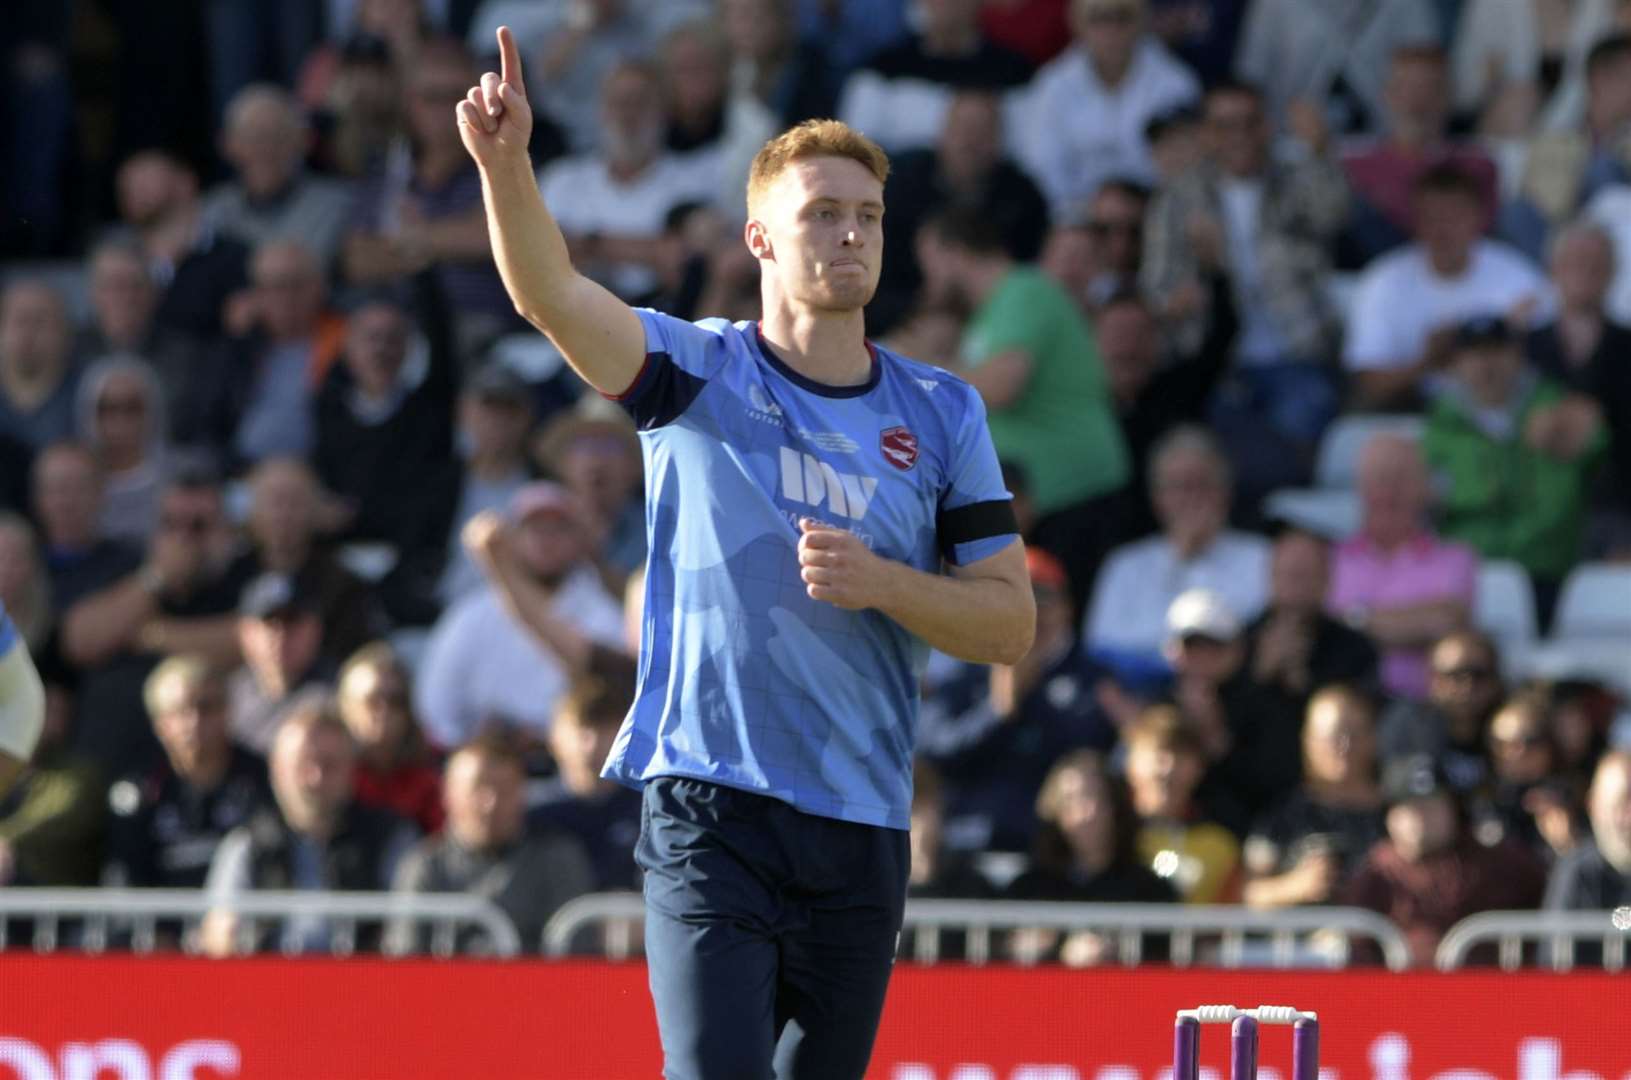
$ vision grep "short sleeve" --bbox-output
[937,386,1019,566]
[608,309,735,430]
[1342,266,1405,371]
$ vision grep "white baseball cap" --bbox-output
[1165,588,1241,643]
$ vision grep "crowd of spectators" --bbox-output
[2,0,1630,966]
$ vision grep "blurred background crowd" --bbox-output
[1,0,1629,964]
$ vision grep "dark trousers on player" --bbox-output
[637,777,910,1080]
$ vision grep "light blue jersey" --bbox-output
[601,310,1019,830]
[0,603,15,658]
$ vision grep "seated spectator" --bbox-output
[202,84,355,263]
[227,572,334,755]
[917,548,1115,854]
[58,461,248,772]
[1424,315,1606,604]
[435,362,536,609]
[837,0,1030,153]
[75,241,198,424]
[387,734,594,955]
[228,458,383,663]
[1513,36,1631,252]
[1084,427,1269,682]
[0,674,103,886]
[1006,750,1175,966]
[1242,684,1386,910]
[719,0,839,130]
[875,90,1049,331]
[537,60,719,303]
[1339,45,1500,264]
[1039,178,1149,314]
[343,38,517,354]
[530,666,644,893]
[1380,630,1506,793]
[0,279,80,451]
[113,150,250,341]
[658,18,776,195]
[417,484,625,751]
[1527,221,1631,552]
[338,643,444,836]
[103,656,269,889]
[202,702,417,956]
[32,443,142,614]
[1344,164,1552,411]
[1478,691,1585,863]
[1159,588,1300,832]
[1016,0,1198,213]
[1343,754,1547,967]
[75,356,169,544]
[1234,0,1437,136]
[535,404,646,592]
[917,209,1130,525]
[1122,707,1241,903]
[0,513,52,654]
[313,296,456,563]
[1245,528,1378,705]
[1143,80,1347,473]
[1330,434,1478,701]
[1544,750,1631,911]
[1144,104,1203,186]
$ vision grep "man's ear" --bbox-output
[745,218,773,260]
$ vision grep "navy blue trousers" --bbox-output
[637,777,910,1080]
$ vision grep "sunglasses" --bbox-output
[98,396,147,416]
[1434,666,1495,682]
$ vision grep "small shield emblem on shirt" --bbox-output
[880,426,918,471]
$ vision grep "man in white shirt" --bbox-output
[1015,0,1199,214]
[416,482,625,750]
[1344,163,1552,410]
[536,59,719,300]
[1084,426,1269,683]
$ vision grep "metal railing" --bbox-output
[542,893,1413,971]
[0,889,522,958]
[1435,909,1631,972]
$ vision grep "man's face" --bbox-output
[0,284,70,381]
[1452,341,1522,408]
[32,449,101,549]
[1589,52,1631,125]
[1428,638,1503,723]
[721,0,788,60]
[1169,633,1243,683]
[250,464,316,555]
[90,250,157,345]
[1204,89,1266,177]
[343,304,410,398]
[116,154,189,229]
[1077,0,1143,73]
[1414,190,1484,266]
[444,752,526,851]
[151,674,230,777]
[1487,704,1553,784]
[752,156,885,314]
[338,661,412,753]
[938,94,1002,181]
[253,245,325,341]
[239,611,322,690]
[663,32,725,119]
[1387,793,1457,862]
[922,0,983,37]
[1588,758,1631,867]
[1125,738,1200,817]
[600,67,664,167]
[225,98,303,198]
[1085,188,1145,276]
[1551,230,1615,311]
[1303,694,1375,785]
[514,509,583,579]
[158,485,227,568]
[1098,302,1158,400]
[1049,762,1114,852]
[272,724,355,829]
[1385,56,1448,132]
[407,60,472,151]
[1356,438,1429,527]
[1151,448,1229,542]
[1269,533,1328,614]
[93,371,154,461]
[559,435,641,510]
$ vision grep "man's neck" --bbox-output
[467,452,525,483]
[260,541,308,574]
[563,770,617,798]
[1426,247,1473,278]
[1309,776,1379,807]
[758,301,873,388]
[1088,49,1133,89]
[182,747,232,792]
[605,153,657,185]
[1170,528,1218,561]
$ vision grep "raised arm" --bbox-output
[459,27,646,397]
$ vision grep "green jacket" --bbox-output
[1424,378,1606,582]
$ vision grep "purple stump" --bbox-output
[1173,1016,1200,1080]
[1292,1017,1320,1080]
[1230,1015,1259,1080]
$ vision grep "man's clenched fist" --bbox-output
[796,518,893,611]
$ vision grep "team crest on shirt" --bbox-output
[880,426,918,471]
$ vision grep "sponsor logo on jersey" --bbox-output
[746,383,784,425]
[779,448,878,520]
[880,426,919,471]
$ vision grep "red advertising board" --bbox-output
[1,956,1626,1079]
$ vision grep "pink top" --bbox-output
[1328,533,1479,700]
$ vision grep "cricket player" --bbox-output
[0,601,45,797]
[459,28,1034,1079]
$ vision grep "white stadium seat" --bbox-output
[1263,488,1361,539]
[1475,560,1538,652]
[1553,563,1631,638]
[1314,415,1426,490]
[1512,638,1631,697]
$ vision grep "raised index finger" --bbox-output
[497,25,526,97]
